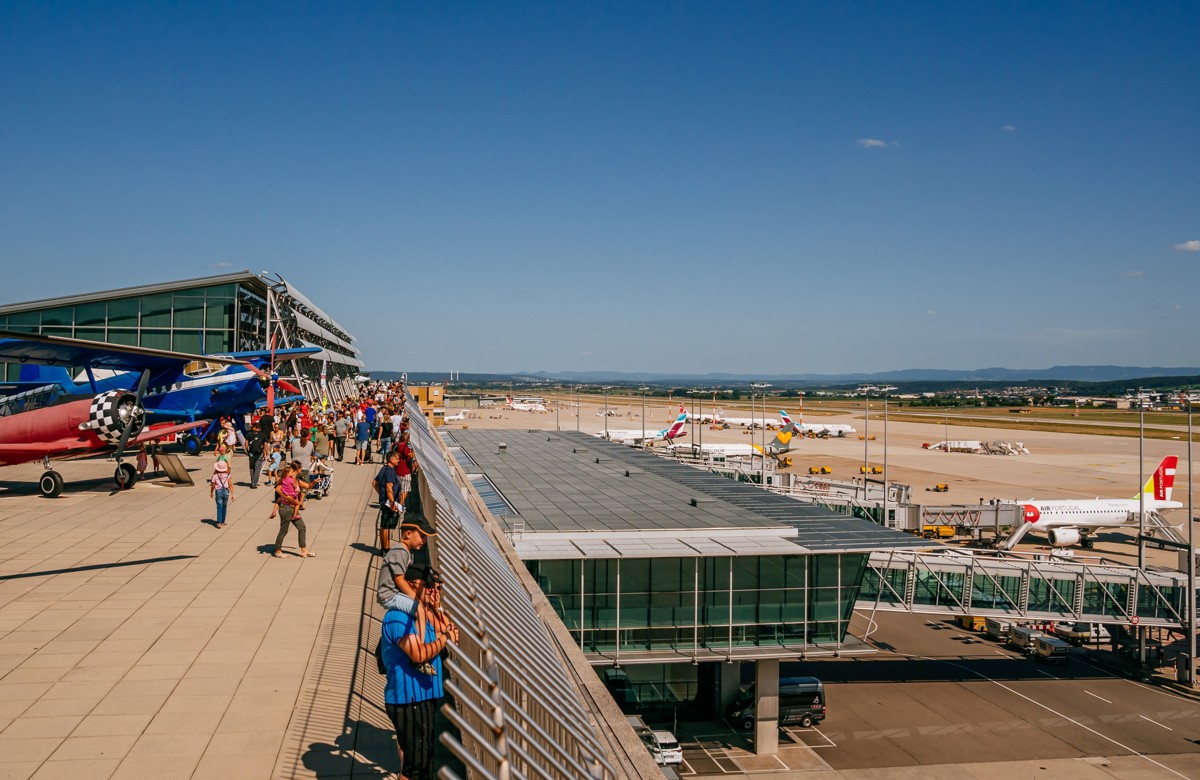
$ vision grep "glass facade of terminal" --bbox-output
[0,277,359,391]
[0,282,239,380]
[527,553,867,654]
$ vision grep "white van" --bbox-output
[643,731,683,766]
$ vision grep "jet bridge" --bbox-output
[858,549,1191,629]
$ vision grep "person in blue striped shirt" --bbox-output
[382,565,459,780]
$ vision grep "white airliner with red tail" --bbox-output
[1000,456,1182,550]
[599,411,689,446]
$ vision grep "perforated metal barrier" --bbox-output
[404,404,616,780]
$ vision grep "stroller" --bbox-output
[304,460,334,499]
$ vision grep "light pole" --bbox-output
[556,384,561,431]
[753,382,770,483]
[639,386,649,449]
[1183,391,1196,687]
[862,387,871,479]
[603,386,611,439]
[575,386,580,432]
[1138,388,1145,571]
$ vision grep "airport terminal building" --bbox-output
[434,428,933,744]
[0,271,362,401]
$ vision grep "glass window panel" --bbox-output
[732,557,759,590]
[620,559,652,594]
[140,330,171,350]
[172,294,205,329]
[141,294,172,328]
[107,298,139,327]
[620,591,650,628]
[200,328,228,352]
[8,312,39,331]
[205,300,233,330]
[39,307,72,326]
[173,331,202,355]
[75,302,107,327]
[106,329,138,346]
[41,326,72,338]
[74,327,105,343]
[812,556,841,588]
[758,557,787,589]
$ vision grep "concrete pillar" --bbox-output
[753,658,779,755]
[719,661,743,715]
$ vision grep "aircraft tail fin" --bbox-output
[664,411,688,439]
[768,412,795,453]
[18,364,74,385]
[1138,456,1178,502]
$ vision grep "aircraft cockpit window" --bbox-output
[183,361,225,378]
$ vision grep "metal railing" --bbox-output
[404,399,618,780]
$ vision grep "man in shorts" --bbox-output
[374,450,403,555]
[381,562,457,780]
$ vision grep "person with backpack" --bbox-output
[210,460,235,529]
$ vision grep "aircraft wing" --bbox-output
[132,421,208,445]
[0,330,249,372]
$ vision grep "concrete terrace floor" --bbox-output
[0,453,403,780]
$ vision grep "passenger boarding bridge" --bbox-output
[860,549,1191,628]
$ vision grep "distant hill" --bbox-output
[369,366,1200,385]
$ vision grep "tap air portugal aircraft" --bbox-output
[599,411,688,445]
[1001,456,1181,550]
[666,411,796,462]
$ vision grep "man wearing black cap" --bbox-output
[377,513,437,616]
[382,563,458,780]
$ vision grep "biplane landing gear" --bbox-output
[39,470,65,498]
[114,463,138,491]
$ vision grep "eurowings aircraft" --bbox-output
[506,395,548,412]
[598,411,689,445]
[680,406,777,428]
[1000,456,1182,550]
[4,346,318,455]
[666,411,796,463]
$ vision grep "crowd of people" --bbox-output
[201,380,454,779]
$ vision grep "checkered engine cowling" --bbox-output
[85,390,145,445]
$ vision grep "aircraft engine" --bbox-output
[1047,528,1081,548]
[79,390,145,445]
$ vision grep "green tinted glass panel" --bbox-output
[205,300,233,329]
[141,295,172,328]
[8,312,39,331]
[140,330,171,350]
[172,294,204,329]
[106,329,138,346]
[203,330,231,353]
[40,307,72,326]
[75,327,106,342]
[173,331,203,354]
[107,299,139,327]
[75,302,107,327]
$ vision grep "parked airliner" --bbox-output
[599,411,688,446]
[1000,456,1182,550]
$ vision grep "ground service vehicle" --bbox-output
[985,617,1012,641]
[1008,625,1044,651]
[727,677,826,730]
[922,525,955,539]
[859,465,883,474]
[1053,622,1092,646]
[643,731,683,766]
[958,615,986,631]
[1034,636,1071,664]
[808,466,832,475]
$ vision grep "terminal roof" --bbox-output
[444,429,933,558]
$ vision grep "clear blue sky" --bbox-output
[2,2,1197,374]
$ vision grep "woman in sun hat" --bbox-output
[210,459,235,529]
